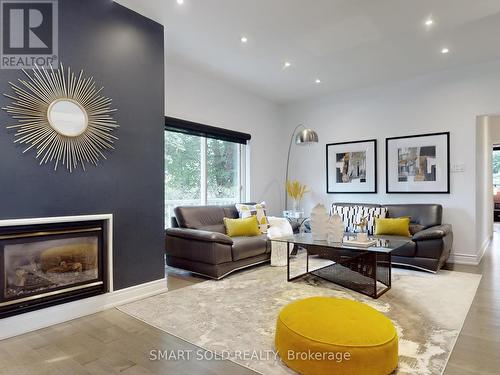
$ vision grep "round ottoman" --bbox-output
[275,297,398,375]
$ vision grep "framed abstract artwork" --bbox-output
[386,132,450,193]
[326,139,377,193]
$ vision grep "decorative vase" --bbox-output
[292,199,300,213]
[310,204,328,241]
[327,214,345,244]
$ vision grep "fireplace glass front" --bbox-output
[0,221,106,318]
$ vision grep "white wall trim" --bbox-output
[0,277,167,340]
[448,253,480,265]
[448,236,491,265]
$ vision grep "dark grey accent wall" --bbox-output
[0,0,165,290]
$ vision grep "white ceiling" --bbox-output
[116,0,500,103]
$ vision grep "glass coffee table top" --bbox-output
[271,233,410,253]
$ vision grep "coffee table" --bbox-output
[270,233,411,299]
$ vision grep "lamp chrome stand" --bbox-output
[284,125,319,211]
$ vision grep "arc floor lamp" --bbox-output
[285,125,319,211]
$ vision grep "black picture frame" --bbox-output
[385,132,450,194]
[326,139,377,194]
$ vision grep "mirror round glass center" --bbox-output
[48,99,88,137]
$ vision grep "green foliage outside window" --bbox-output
[494,150,500,187]
[207,138,238,200]
[165,131,201,201]
[165,131,239,202]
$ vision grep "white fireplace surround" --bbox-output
[0,214,167,339]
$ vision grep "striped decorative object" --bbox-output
[331,205,387,235]
[331,205,358,233]
[357,206,387,235]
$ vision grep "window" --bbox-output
[165,129,246,227]
[207,138,241,205]
[493,147,500,190]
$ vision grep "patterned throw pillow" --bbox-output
[331,205,358,233]
[235,202,269,233]
[331,205,387,235]
[357,206,387,235]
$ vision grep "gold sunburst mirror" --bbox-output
[2,63,119,172]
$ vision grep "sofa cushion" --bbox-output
[224,216,261,237]
[165,236,232,265]
[174,204,254,232]
[375,217,411,237]
[175,206,226,230]
[383,204,442,229]
[231,235,267,261]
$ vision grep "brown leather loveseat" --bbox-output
[334,203,453,272]
[165,205,270,279]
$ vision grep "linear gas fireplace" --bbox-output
[0,219,108,318]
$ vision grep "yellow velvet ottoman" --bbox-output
[275,297,398,375]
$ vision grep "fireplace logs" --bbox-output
[40,243,97,273]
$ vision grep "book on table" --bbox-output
[343,239,378,248]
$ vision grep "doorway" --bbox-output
[493,146,500,231]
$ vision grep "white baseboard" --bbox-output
[448,253,481,265]
[0,277,167,340]
[448,236,491,265]
[476,236,491,264]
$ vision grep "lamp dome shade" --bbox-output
[295,128,319,145]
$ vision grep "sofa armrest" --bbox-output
[412,224,452,241]
[166,228,233,245]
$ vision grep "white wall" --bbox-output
[475,116,493,258]
[284,59,500,264]
[165,61,286,215]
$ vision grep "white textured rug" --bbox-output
[118,265,480,375]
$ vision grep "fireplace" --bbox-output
[0,220,108,318]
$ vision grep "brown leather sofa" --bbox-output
[334,203,453,272]
[165,205,270,279]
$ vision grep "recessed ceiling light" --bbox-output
[284,61,291,68]
[240,36,248,43]
[315,79,321,84]
[441,47,450,54]
[176,0,184,4]
[425,18,434,27]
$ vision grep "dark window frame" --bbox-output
[165,117,251,145]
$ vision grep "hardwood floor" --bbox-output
[443,231,500,374]
[0,270,254,375]
[1,237,499,374]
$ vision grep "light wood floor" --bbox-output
[443,231,500,374]
[1,236,499,374]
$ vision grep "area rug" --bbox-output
[118,265,480,375]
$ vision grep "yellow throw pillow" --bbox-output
[223,216,261,237]
[375,217,411,237]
